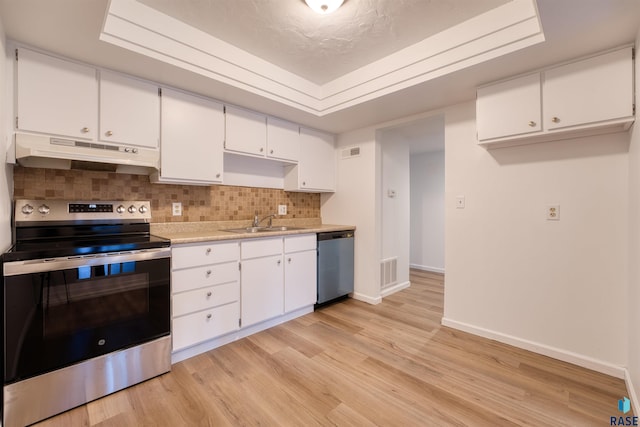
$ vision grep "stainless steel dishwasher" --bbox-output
[316,230,355,305]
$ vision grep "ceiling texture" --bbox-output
[1,0,640,134]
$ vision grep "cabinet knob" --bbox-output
[81,127,90,133]
[260,147,264,152]
[206,313,212,320]
[216,173,221,178]
[277,259,281,265]
[206,248,212,255]
[206,269,212,276]
[551,117,560,123]
[302,181,306,186]
[105,130,113,137]
[288,257,292,263]
[206,291,212,297]
[270,149,274,154]
[528,121,536,127]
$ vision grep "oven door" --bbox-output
[3,248,170,384]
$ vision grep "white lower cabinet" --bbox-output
[171,241,240,352]
[284,235,317,313]
[241,253,284,327]
[171,234,318,356]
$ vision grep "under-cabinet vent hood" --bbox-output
[14,133,159,175]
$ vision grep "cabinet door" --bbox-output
[160,88,224,183]
[99,70,159,148]
[295,127,336,191]
[225,106,267,156]
[284,250,317,312]
[476,73,542,141]
[240,255,284,328]
[543,47,633,130]
[266,117,299,162]
[16,48,97,139]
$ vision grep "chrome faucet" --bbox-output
[252,211,277,228]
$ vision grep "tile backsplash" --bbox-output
[13,167,321,223]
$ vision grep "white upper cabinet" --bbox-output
[284,127,336,192]
[224,106,267,157]
[99,70,160,148]
[477,46,634,147]
[153,88,224,185]
[476,73,542,141]
[16,48,98,140]
[225,106,299,163]
[543,47,634,131]
[266,117,299,162]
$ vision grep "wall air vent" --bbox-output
[341,146,360,159]
[380,257,398,289]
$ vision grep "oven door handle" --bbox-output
[2,247,171,276]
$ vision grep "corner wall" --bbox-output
[0,17,12,251]
[410,150,445,273]
[626,26,640,411]
[321,127,381,304]
[443,101,629,376]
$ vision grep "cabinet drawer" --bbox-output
[173,282,239,317]
[241,237,282,259]
[172,302,239,351]
[284,234,316,253]
[172,262,238,294]
[172,241,239,269]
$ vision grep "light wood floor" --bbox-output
[36,269,631,426]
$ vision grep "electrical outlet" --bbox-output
[546,205,560,220]
[278,205,287,215]
[172,202,182,216]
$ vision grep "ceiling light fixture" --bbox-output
[305,0,344,14]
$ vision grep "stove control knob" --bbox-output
[116,205,126,214]
[38,204,51,215]
[139,205,148,214]
[128,205,137,214]
[21,204,34,215]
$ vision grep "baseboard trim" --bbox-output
[409,264,445,274]
[441,317,626,379]
[380,280,410,298]
[625,368,640,415]
[351,292,382,305]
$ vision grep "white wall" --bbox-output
[379,135,410,291]
[410,150,445,273]
[626,26,640,412]
[0,16,12,251]
[321,127,381,304]
[443,101,629,376]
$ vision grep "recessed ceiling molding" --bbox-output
[101,0,544,116]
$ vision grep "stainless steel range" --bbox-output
[2,200,171,427]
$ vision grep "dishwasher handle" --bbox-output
[317,230,354,241]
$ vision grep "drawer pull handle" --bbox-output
[206,270,212,276]
[206,314,212,319]
[206,291,212,297]
[206,248,212,255]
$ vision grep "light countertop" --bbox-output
[151,219,355,245]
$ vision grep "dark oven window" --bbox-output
[4,257,170,384]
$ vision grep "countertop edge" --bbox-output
[156,224,356,245]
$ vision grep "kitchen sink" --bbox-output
[222,226,307,234]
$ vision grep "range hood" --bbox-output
[13,133,159,175]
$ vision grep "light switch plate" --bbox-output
[456,196,465,209]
